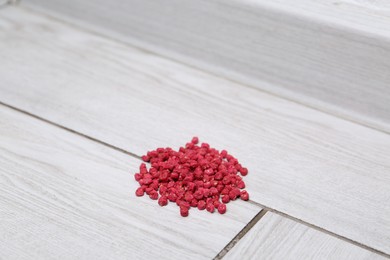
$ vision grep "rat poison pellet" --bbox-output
[133,137,249,217]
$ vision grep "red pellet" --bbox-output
[158,196,168,206]
[240,167,248,176]
[237,180,246,189]
[222,195,230,204]
[206,203,215,213]
[203,188,211,197]
[180,206,189,217]
[197,200,206,210]
[133,137,249,217]
[193,190,203,200]
[159,185,167,195]
[229,190,238,200]
[240,190,249,201]
[218,203,227,214]
[149,191,158,200]
[210,187,218,196]
[145,187,154,195]
[179,201,190,209]
[141,155,150,162]
[135,187,144,197]
[168,193,178,202]
[184,192,194,202]
[190,199,198,207]
[191,136,199,144]
[134,173,142,181]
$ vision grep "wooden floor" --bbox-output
[0,6,389,259]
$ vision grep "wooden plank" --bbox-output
[21,0,390,132]
[224,212,386,260]
[0,105,260,259]
[0,7,390,255]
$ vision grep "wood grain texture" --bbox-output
[224,213,385,260]
[22,0,390,132]
[0,106,260,260]
[0,7,390,254]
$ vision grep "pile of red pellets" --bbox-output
[134,137,249,217]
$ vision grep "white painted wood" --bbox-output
[21,0,390,132]
[1,7,390,255]
[224,213,385,260]
[0,106,260,259]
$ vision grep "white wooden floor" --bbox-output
[0,6,389,260]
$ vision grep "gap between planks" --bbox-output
[10,4,390,136]
[214,209,268,259]
[1,100,388,259]
[0,101,141,160]
[247,200,390,259]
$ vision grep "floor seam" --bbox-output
[0,101,142,161]
[213,209,268,260]
[247,200,390,259]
